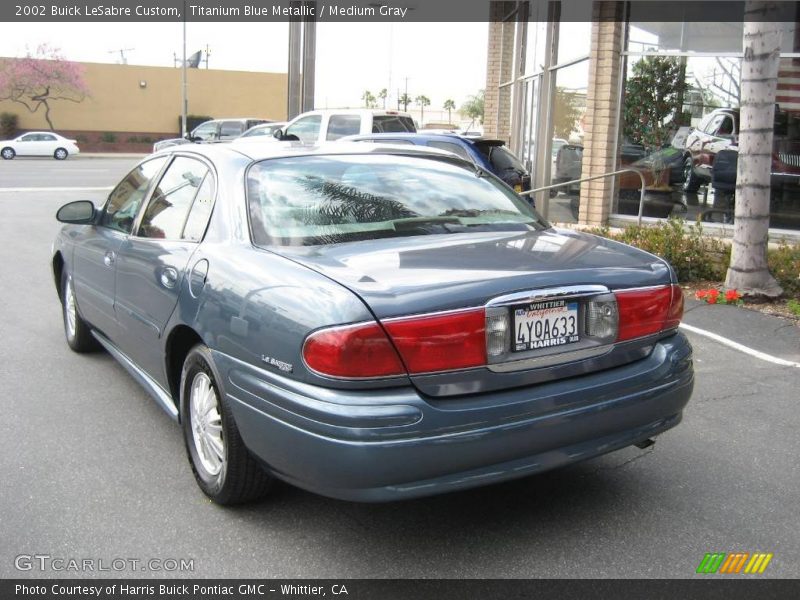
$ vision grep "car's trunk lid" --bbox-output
[274,228,674,396]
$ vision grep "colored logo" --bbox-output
[696,552,773,574]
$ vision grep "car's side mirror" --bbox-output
[273,128,285,140]
[56,200,95,224]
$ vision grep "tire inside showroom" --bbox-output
[61,270,99,352]
[682,156,701,193]
[180,344,273,505]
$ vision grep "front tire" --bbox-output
[61,270,98,352]
[54,148,68,160]
[1,147,15,160]
[181,345,273,505]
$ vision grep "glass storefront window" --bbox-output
[556,22,591,65]
[548,60,589,224]
[618,22,800,231]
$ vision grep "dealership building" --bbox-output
[483,1,800,234]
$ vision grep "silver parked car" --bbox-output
[52,141,693,504]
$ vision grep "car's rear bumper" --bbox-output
[215,332,693,502]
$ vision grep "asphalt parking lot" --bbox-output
[0,156,799,579]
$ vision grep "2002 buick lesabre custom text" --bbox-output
[52,142,693,504]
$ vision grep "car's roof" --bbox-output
[343,132,505,145]
[247,122,285,128]
[21,131,65,136]
[293,108,413,118]
[155,140,467,163]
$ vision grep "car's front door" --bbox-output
[13,133,38,155]
[71,157,169,340]
[113,155,215,379]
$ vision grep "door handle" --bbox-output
[103,251,115,267]
[160,267,178,289]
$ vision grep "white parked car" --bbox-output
[1,131,80,160]
[274,109,416,143]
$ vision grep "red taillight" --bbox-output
[302,322,405,378]
[615,285,683,342]
[383,309,486,374]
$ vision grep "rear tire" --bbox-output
[61,270,98,352]
[682,156,701,193]
[1,147,15,160]
[181,345,273,505]
[54,148,68,160]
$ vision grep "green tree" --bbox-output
[398,93,411,112]
[460,90,485,127]
[552,87,583,139]
[378,88,388,109]
[623,56,688,148]
[361,90,376,108]
[415,95,431,125]
[443,99,456,124]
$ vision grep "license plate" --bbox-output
[514,184,523,193]
[513,300,579,352]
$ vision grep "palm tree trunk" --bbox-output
[725,1,783,298]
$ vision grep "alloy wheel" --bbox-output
[189,372,225,477]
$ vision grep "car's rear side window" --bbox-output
[138,157,209,240]
[373,116,416,133]
[474,142,526,174]
[327,115,362,140]
[247,154,545,247]
[427,141,472,161]
[182,175,216,242]
[219,121,245,139]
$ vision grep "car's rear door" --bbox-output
[35,133,58,156]
[71,156,169,340]
[113,154,215,378]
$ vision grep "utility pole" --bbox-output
[181,17,187,137]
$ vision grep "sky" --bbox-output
[0,22,488,117]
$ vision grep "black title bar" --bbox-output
[1,1,799,23]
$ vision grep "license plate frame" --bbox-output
[512,299,580,353]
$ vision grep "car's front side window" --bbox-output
[138,157,209,240]
[191,122,217,141]
[285,115,322,143]
[101,157,168,234]
[20,134,37,142]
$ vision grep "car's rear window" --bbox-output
[474,142,526,174]
[247,154,545,246]
[372,116,416,133]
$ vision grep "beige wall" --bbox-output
[0,61,287,134]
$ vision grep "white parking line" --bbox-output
[0,187,113,192]
[679,322,800,368]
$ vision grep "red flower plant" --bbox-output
[695,288,743,306]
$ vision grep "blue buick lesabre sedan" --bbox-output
[52,142,693,504]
